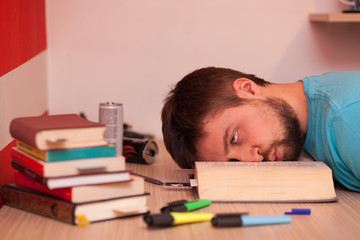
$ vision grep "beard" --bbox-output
[254,97,304,161]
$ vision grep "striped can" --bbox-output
[98,102,123,156]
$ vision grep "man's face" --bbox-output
[196,97,303,162]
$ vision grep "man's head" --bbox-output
[161,67,304,169]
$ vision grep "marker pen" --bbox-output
[161,199,211,212]
[285,208,311,215]
[144,212,214,227]
[211,214,292,227]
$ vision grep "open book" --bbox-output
[194,161,337,203]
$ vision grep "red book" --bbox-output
[12,160,130,190]
[9,114,108,150]
[11,147,125,177]
[14,172,145,203]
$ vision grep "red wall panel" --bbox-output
[0,0,47,77]
[0,0,47,207]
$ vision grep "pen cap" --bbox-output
[143,213,174,227]
[161,205,187,212]
[168,200,188,206]
[211,214,244,227]
[285,208,311,215]
[161,200,188,212]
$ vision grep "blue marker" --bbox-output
[211,214,291,227]
[285,208,311,215]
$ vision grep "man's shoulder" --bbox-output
[304,71,360,107]
[303,71,359,83]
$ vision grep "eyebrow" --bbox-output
[223,126,230,155]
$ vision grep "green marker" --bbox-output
[161,199,212,212]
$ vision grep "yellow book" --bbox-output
[17,140,46,160]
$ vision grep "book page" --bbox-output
[195,161,329,170]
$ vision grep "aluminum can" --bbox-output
[123,137,158,164]
[99,102,123,156]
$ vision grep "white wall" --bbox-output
[0,52,48,148]
[46,0,360,139]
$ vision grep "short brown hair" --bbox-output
[161,67,270,168]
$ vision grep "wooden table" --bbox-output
[1,140,360,240]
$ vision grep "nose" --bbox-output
[229,146,264,162]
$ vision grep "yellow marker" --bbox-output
[143,212,214,227]
[171,212,214,224]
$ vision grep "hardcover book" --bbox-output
[1,183,149,225]
[12,148,125,177]
[194,161,337,203]
[12,164,131,190]
[14,172,145,203]
[15,141,116,162]
[9,114,108,150]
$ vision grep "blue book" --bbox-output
[16,141,116,162]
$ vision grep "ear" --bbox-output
[232,78,262,98]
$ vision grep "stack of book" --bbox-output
[1,114,148,225]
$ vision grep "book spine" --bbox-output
[43,145,116,162]
[12,148,44,175]
[17,141,117,162]
[17,140,47,160]
[17,141,116,162]
[14,172,72,202]
[1,184,75,225]
[12,160,49,186]
[9,119,38,149]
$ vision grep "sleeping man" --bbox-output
[161,67,360,191]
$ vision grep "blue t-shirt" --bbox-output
[301,72,360,191]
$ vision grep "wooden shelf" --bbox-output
[310,13,360,23]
